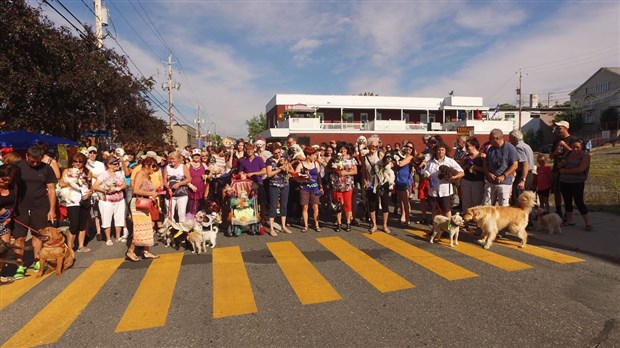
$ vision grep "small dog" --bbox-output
[536,208,563,235]
[463,191,536,249]
[59,168,83,204]
[430,213,466,247]
[36,227,75,277]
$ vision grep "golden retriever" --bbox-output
[463,191,536,249]
[36,227,75,277]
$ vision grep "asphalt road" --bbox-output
[1,223,619,347]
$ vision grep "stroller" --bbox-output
[224,176,262,236]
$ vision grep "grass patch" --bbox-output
[583,145,620,214]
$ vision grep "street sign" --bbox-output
[82,130,110,137]
[456,126,474,137]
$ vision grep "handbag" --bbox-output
[135,197,154,210]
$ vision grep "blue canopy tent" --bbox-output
[0,130,79,150]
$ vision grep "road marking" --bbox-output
[267,241,341,305]
[212,246,257,318]
[115,253,183,332]
[365,233,478,281]
[0,272,52,311]
[316,236,414,293]
[1,258,123,348]
[493,239,586,264]
[407,230,533,271]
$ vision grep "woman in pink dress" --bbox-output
[186,149,207,217]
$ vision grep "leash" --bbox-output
[13,219,50,241]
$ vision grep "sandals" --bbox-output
[269,230,278,237]
[1,276,15,284]
[301,227,308,233]
[126,251,140,262]
[281,227,293,234]
[382,227,391,234]
[315,224,321,232]
[368,226,377,234]
[344,224,352,232]
[585,225,593,231]
[334,225,341,232]
[143,252,160,259]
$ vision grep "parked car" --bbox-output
[540,144,553,154]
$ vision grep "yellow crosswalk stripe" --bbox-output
[316,236,414,293]
[115,253,184,332]
[212,246,257,318]
[365,233,478,281]
[0,272,52,311]
[493,239,585,264]
[267,241,341,305]
[1,258,124,348]
[406,229,533,271]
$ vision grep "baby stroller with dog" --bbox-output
[223,176,261,236]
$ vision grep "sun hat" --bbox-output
[140,150,162,164]
[87,146,98,153]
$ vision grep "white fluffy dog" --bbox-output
[463,191,536,249]
[59,168,82,204]
[430,213,465,247]
[536,208,563,235]
[161,211,221,252]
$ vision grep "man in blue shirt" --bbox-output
[483,129,519,206]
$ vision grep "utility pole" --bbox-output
[516,69,527,129]
[93,0,108,48]
[162,53,180,143]
[194,106,204,148]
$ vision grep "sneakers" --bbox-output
[14,266,27,280]
[106,240,113,246]
[77,246,91,253]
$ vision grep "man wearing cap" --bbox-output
[85,146,105,241]
[550,120,576,216]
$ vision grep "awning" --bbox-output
[0,130,79,149]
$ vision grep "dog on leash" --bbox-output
[36,226,75,277]
[535,208,563,235]
[430,213,466,247]
[463,191,536,249]
[160,211,221,251]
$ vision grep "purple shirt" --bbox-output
[239,156,266,185]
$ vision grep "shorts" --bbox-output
[537,189,550,198]
[333,190,353,213]
[300,190,320,206]
[431,196,452,215]
[12,207,52,239]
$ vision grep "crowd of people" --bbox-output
[0,121,593,284]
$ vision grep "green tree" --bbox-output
[600,106,619,130]
[0,0,169,148]
[554,104,584,132]
[523,128,544,151]
[245,113,267,142]
[499,103,516,110]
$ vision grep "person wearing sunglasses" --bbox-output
[58,153,93,253]
[93,156,127,245]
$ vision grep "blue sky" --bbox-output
[34,0,620,139]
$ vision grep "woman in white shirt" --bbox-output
[425,142,464,220]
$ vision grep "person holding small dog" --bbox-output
[361,137,391,234]
[59,153,93,253]
[393,142,414,226]
[483,129,519,207]
[327,144,357,232]
[93,156,127,245]
[558,138,592,231]
[426,142,464,220]
[460,137,485,212]
[163,151,191,223]
[127,157,160,261]
[266,144,294,236]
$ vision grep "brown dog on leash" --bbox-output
[36,227,75,277]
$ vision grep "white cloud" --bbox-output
[454,3,527,35]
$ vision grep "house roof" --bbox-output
[570,67,620,96]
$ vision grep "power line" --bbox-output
[42,0,86,37]
[107,0,162,61]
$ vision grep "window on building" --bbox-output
[428,113,436,123]
[376,112,382,120]
[403,113,410,123]
[343,112,353,122]
[361,113,368,123]
[504,113,515,120]
[584,112,593,124]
